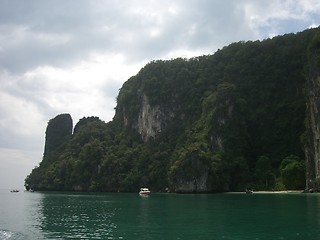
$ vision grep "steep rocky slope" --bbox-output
[25,27,320,192]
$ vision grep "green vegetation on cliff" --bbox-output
[25,27,320,192]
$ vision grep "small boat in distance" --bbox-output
[10,189,19,193]
[139,188,150,196]
[245,189,253,194]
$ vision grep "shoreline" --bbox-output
[226,190,304,194]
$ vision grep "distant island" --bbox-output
[25,27,320,193]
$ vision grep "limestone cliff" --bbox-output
[305,35,320,190]
[118,93,175,142]
[137,94,175,142]
[174,163,209,193]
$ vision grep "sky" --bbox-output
[0,0,320,190]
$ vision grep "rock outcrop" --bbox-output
[174,161,210,193]
[305,35,320,190]
[43,113,73,161]
[137,94,174,142]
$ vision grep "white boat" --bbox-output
[139,188,150,196]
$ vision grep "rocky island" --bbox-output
[25,27,320,193]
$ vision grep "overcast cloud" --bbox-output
[1,0,319,189]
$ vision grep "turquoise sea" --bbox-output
[1,190,320,239]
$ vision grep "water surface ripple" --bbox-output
[1,191,320,239]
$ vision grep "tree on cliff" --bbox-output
[280,155,305,190]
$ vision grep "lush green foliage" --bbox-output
[280,155,306,190]
[25,28,320,192]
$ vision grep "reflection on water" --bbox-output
[38,193,120,239]
[0,190,45,239]
[136,196,151,238]
[2,191,320,239]
[306,194,320,230]
[35,193,320,240]
[0,230,14,240]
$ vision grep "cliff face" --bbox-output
[174,162,209,193]
[137,94,174,142]
[118,93,175,142]
[305,36,320,190]
[304,80,319,189]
